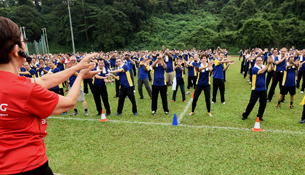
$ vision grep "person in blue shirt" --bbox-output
[67,56,90,117]
[36,58,50,77]
[109,58,138,116]
[212,53,235,104]
[266,49,276,90]
[239,49,244,74]
[242,56,274,121]
[125,54,136,91]
[163,46,175,92]
[267,47,288,102]
[19,62,37,78]
[263,48,268,65]
[92,60,112,116]
[296,50,305,93]
[138,57,152,100]
[243,50,250,79]
[151,54,169,115]
[277,57,299,109]
[185,55,198,95]
[171,58,186,102]
[238,49,243,61]
[189,55,213,117]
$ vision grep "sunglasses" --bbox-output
[22,38,29,44]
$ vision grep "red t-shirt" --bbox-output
[0,71,59,174]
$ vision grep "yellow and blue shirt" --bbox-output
[251,65,266,91]
[50,67,63,89]
[138,62,150,80]
[118,64,133,88]
[187,61,197,77]
[282,63,297,87]
[274,55,286,72]
[152,64,166,86]
[165,56,175,73]
[93,68,108,86]
[213,59,224,80]
[196,63,210,86]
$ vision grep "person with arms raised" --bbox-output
[0,16,99,175]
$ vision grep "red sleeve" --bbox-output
[25,84,59,118]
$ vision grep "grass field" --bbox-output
[47,56,305,174]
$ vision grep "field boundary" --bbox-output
[48,116,305,134]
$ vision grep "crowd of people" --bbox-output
[19,44,305,124]
[19,46,234,117]
[239,47,305,123]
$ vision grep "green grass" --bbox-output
[47,57,305,174]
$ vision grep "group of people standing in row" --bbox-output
[20,46,235,117]
[239,47,305,123]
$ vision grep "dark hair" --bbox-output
[0,17,22,64]
[201,54,207,59]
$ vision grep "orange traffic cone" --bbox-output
[252,117,262,132]
[191,92,194,99]
[99,109,108,122]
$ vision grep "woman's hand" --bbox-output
[76,53,98,71]
[78,63,100,79]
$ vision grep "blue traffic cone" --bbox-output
[172,113,178,125]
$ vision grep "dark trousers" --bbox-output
[129,70,135,90]
[192,85,211,112]
[223,70,226,82]
[172,83,186,101]
[266,70,274,90]
[249,68,252,82]
[117,87,137,114]
[148,70,152,81]
[243,90,267,119]
[93,85,111,114]
[152,85,169,112]
[133,64,137,76]
[83,79,93,94]
[187,76,197,89]
[244,63,249,79]
[301,105,305,120]
[240,60,245,74]
[268,71,283,101]
[212,78,225,103]
[297,70,305,91]
[15,161,53,175]
[115,79,120,97]
[138,79,152,99]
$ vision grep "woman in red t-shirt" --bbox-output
[0,17,100,175]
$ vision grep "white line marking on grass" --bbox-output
[177,98,193,124]
[48,116,305,134]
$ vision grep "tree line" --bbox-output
[1,0,305,53]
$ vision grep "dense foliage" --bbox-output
[1,0,305,53]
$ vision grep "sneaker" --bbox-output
[151,111,156,115]
[222,102,226,104]
[267,99,271,102]
[208,113,212,117]
[186,91,190,95]
[85,111,89,117]
[134,112,138,116]
[164,112,169,115]
[116,113,121,116]
[241,117,248,120]
[70,111,78,116]
[277,104,281,109]
[96,113,101,116]
[171,100,175,102]
[211,101,215,104]
[301,91,304,94]
[133,90,136,93]
[247,79,250,82]
[189,112,194,116]
[183,100,187,103]
[299,119,305,124]
[139,97,144,100]
[281,100,286,103]
[62,112,67,115]
[290,105,294,109]
[167,92,168,96]
[249,82,251,85]
[259,118,264,121]
[106,113,111,116]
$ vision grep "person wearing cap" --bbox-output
[109,58,138,116]
[242,56,273,121]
